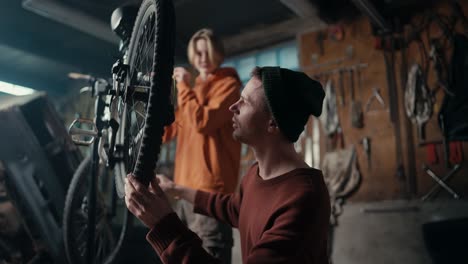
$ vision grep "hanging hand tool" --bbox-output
[404,64,433,141]
[383,36,407,195]
[421,163,461,201]
[365,87,386,112]
[399,27,417,197]
[316,31,326,55]
[338,69,345,106]
[361,137,371,170]
[422,164,460,199]
[357,66,363,92]
[350,68,364,128]
[319,78,340,136]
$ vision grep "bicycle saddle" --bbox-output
[111,5,139,43]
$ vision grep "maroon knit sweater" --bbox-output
[146,164,331,263]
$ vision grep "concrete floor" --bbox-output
[232,229,241,264]
[331,199,468,264]
[230,199,468,264]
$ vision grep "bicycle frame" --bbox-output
[67,68,128,263]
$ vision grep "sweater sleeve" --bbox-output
[193,188,242,228]
[146,213,221,264]
[162,109,181,143]
[177,77,240,134]
[244,191,329,264]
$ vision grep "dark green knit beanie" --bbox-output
[260,66,325,143]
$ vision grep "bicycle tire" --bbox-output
[63,155,132,264]
[115,0,175,197]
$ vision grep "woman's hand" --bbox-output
[173,67,191,85]
[124,174,174,228]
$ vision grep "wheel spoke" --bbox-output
[123,9,156,174]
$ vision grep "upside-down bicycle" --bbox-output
[65,0,175,263]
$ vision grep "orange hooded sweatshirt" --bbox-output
[163,67,242,193]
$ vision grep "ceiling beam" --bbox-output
[22,0,120,44]
[279,0,319,18]
[0,26,114,78]
[0,68,67,96]
[0,1,117,78]
[350,0,391,33]
[222,17,327,56]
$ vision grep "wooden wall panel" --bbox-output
[407,2,468,201]
[298,1,468,201]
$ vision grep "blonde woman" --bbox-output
[160,28,241,263]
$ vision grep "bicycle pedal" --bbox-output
[68,118,98,146]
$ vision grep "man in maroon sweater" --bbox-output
[125,66,331,263]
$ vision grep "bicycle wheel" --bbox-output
[63,155,132,264]
[114,0,175,197]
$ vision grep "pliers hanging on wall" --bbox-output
[365,87,386,112]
